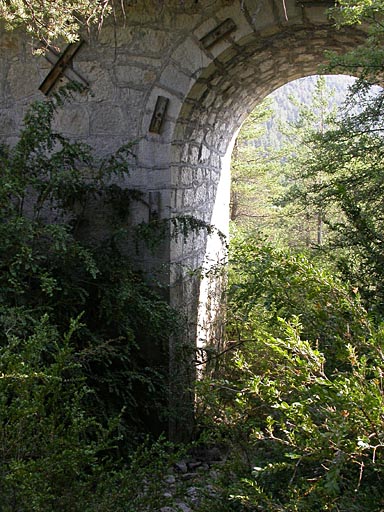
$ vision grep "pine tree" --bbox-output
[0,0,112,47]
[276,76,341,249]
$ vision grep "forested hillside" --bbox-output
[271,74,355,119]
[258,74,356,149]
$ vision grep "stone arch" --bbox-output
[171,24,365,226]
[166,22,366,372]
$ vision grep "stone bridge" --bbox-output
[0,0,364,435]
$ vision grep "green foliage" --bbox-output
[135,214,226,253]
[0,83,191,508]
[0,0,112,47]
[281,80,384,313]
[197,236,384,511]
[0,85,177,436]
[226,238,369,370]
[215,10,384,510]
[225,322,384,511]
[327,0,384,82]
[272,76,339,248]
[0,316,180,510]
[235,73,384,314]
[230,100,282,235]
[230,76,348,249]
[89,437,183,512]
[0,315,114,511]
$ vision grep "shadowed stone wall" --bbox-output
[0,0,366,437]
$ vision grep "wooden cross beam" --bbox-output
[200,18,236,49]
[39,40,88,96]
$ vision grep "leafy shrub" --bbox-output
[197,236,384,511]
[0,85,180,506]
[0,316,180,511]
[226,237,370,372]
[0,316,113,511]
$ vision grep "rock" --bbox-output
[181,473,196,481]
[209,469,219,479]
[164,474,176,484]
[174,461,188,473]
[186,486,201,505]
[187,486,197,494]
[205,483,217,496]
[187,461,202,471]
[175,503,192,512]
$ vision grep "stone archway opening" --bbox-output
[170,25,366,336]
[167,23,366,438]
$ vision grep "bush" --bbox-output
[197,237,384,511]
[0,85,180,507]
[0,316,113,511]
[226,237,370,372]
[0,316,180,511]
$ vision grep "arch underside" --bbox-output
[168,23,366,364]
[172,24,365,211]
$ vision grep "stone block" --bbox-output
[53,105,90,136]
[85,135,129,157]
[116,2,160,25]
[259,58,274,74]
[242,0,276,32]
[159,64,194,97]
[90,103,126,135]
[198,144,210,164]
[99,24,173,56]
[188,145,200,166]
[172,189,185,211]
[114,64,157,88]
[193,18,218,40]
[214,3,256,43]
[204,128,216,147]
[172,167,194,188]
[138,137,171,168]
[7,60,40,100]
[118,87,145,112]
[0,26,23,54]
[195,184,210,204]
[183,188,195,208]
[115,53,162,71]
[162,11,202,31]
[78,62,116,102]
[133,28,173,56]
[303,5,330,24]
[0,111,16,134]
[172,37,211,75]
